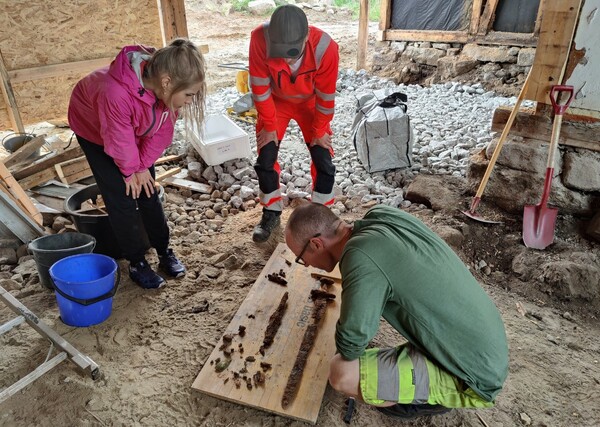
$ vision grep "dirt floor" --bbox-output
[1,3,600,427]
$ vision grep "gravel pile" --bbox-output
[166,69,519,231]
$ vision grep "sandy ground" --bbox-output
[1,3,600,427]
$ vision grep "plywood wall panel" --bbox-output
[0,0,164,129]
[0,0,162,69]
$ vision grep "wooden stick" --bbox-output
[156,167,182,182]
[0,49,24,133]
[476,412,490,427]
[0,161,43,225]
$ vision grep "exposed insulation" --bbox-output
[0,0,163,129]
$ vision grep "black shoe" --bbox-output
[375,403,451,419]
[129,260,165,289]
[252,210,281,243]
[158,248,186,278]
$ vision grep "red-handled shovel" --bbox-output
[522,85,574,249]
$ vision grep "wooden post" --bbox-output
[158,0,189,45]
[534,0,547,36]
[357,0,369,70]
[525,0,583,105]
[0,49,25,133]
[377,0,392,41]
[470,0,484,34]
[477,0,500,35]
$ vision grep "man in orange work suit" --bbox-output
[249,4,339,242]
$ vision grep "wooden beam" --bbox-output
[155,154,184,165]
[12,146,83,181]
[156,167,182,181]
[55,156,92,185]
[357,0,369,71]
[492,106,600,152]
[0,49,24,133]
[379,0,392,32]
[470,0,484,34]
[534,0,547,36]
[18,168,58,190]
[2,135,46,168]
[525,0,583,105]
[7,57,113,84]
[162,177,212,194]
[474,31,538,47]
[0,161,43,225]
[382,30,469,43]
[478,0,500,35]
[159,0,189,45]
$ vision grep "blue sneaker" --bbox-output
[129,260,165,289]
[158,249,186,278]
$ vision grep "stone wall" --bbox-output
[467,136,600,216]
[370,41,535,91]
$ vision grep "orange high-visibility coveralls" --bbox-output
[249,24,339,211]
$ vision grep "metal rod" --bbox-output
[0,315,25,335]
[0,352,67,404]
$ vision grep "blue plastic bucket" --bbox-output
[49,253,120,327]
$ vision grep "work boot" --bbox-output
[252,210,281,243]
[158,248,186,278]
[129,260,165,289]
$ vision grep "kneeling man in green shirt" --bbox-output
[285,202,509,419]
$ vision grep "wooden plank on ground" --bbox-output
[156,167,182,181]
[55,156,92,185]
[525,0,583,104]
[2,135,46,168]
[155,154,184,165]
[492,106,600,152]
[18,168,58,190]
[12,145,83,181]
[192,243,341,424]
[310,265,341,282]
[162,177,212,193]
[0,161,42,225]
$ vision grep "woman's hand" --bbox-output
[256,128,278,152]
[135,169,155,198]
[124,176,141,199]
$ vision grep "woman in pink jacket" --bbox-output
[68,39,206,289]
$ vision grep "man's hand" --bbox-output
[256,128,279,152]
[309,133,333,150]
[135,169,155,198]
[124,176,141,199]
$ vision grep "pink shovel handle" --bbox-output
[550,85,574,115]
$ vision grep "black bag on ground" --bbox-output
[351,91,413,173]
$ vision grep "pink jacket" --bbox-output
[68,46,176,179]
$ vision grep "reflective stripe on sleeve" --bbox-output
[250,75,271,86]
[316,104,335,115]
[315,88,336,101]
[252,88,272,102]
[314,33,332,68]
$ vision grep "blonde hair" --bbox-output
[145,38,207,133]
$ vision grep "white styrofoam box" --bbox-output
[188,114,251,166]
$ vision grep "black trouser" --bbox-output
[254,141,335,213]
[77,136,169,263]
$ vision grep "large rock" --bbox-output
[485,136,562,176]
[562,150,600,191]
[540,252,600,301]
[437,55,478,79]
[248,0,276,15]
[462,44,517,63]
[402,46,445,66]
[517,48,536,66]
[404,174,464,212]
[467,155,595,215]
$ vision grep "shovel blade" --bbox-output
[522,204,558,249]
[462,210,504,224]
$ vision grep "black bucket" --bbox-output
[28,232,96,290]
[64,184,154,259]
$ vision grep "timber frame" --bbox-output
[377,0,545,47]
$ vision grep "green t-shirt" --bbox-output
[336,205,508,402]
